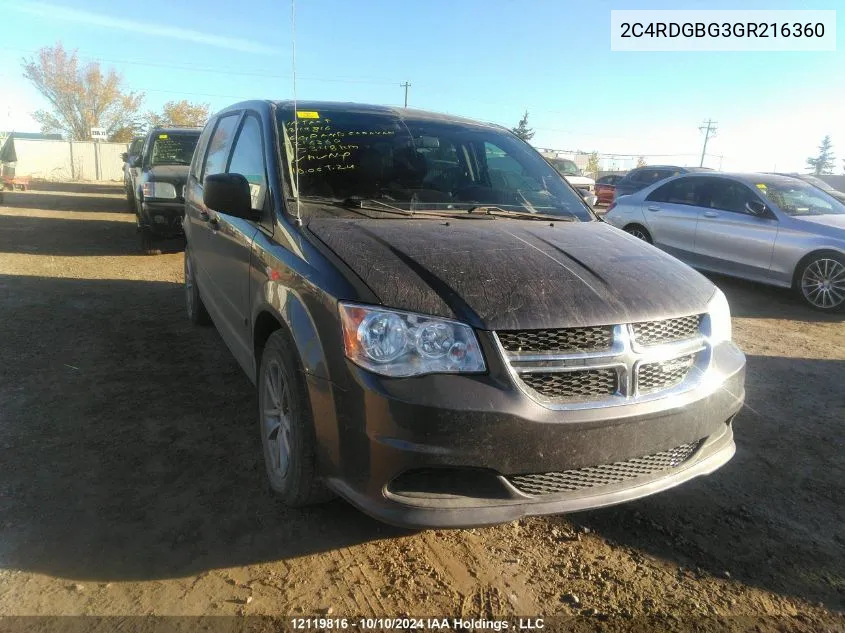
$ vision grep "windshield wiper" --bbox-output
[465,206,579,222]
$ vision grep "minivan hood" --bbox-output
[307,218,715,330]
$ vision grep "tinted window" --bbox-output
[754,179,845,216]
[191,123,214,181]
[227,115,267,211]
[647,177,702,205]
[202,114,240,179]
[277,109,593,220]
[129,139,144,156]
[706,178,757,214]
[148,133,199,167]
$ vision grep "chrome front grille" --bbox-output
[497,326,612,353]
[522,369,618,400]
[631,315,702,346]
[637,355,695,394]
[495,315,708,409]
[508,440,703,496]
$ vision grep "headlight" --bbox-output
[142,181,177,199]
[706,288,732,344]
[338,303,486,377]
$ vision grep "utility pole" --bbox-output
[699,119,717,167]
[400,81,411,108]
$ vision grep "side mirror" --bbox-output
[120,152,128,162]
[745,200,768,217]
[203,173,258,220]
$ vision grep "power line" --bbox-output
[699,119,717,167]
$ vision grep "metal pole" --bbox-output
[400,82,411,108]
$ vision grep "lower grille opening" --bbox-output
[507,440,704,496]
[387,468,512,501]
[521,368,618,400]
[637,355,695,394]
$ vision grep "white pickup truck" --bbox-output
[539,152,597,206]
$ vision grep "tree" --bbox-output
[806,135,835,175]
[636,156,647,168]
[585,151,600,177]
[21,43,144,141]
[146,100,210,129]
[511,110,535,142]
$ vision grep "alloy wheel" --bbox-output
[627,227,650,242]
[263,359,293,478]
[801,258,845,309]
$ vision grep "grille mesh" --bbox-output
[521,369,617,400]
[631,315,702,346]
[508,441,703,495]
[498,326,612,353]
[637,355,695,394]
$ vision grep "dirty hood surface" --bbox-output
[307,218,716,330]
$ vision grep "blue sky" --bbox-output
[0,0,842,172]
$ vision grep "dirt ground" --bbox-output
[0,183,843,631]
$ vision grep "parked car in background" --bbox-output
[182,100,745,528]
[132,127,202,254]
[613,166,712,201]
[604,172,845,311]
[595,174,624,206]
[546,156,596,200]
[121,136,145,210]
[770,173,845,204]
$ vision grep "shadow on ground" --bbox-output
[31,181,125,196]
[0,275,405,584]
[0,213,183,256]
[707,273,844,323]
[1,190,128,214]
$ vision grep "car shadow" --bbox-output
[30,181,126,196]
[1,190,129,214]
[0,213,183,256]
[0,275,405,583]
[559,353,845,612]
[705,273,844,323]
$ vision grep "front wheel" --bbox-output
[625,225,652,243]
[796,253,845,312]
[258,331,333,506]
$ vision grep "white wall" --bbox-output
[6,139,128,181]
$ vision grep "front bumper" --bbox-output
[326,342,745,529]
[140,200,185,236]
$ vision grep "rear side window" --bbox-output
[647,177,703,205]
[202,114,241,180]
[190,124,214,181]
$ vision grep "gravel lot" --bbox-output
[0,184,843,631]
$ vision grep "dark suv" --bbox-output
[183,100,746,528]
[613,165,712,201]
[131,127,201,253]
[121,136,145,210]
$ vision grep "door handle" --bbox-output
[703,211,719,218]
[209,216,220,230]
[647,205,660,212]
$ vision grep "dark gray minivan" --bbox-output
[182,100,746,528]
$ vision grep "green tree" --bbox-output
[636,156,647,168]
[146,100,210,129]
[585,151,600,177]
[806,135,835,175]
[511,110,535,142]
[22,43,144,141]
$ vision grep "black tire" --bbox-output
[139,227,160,255]
[184,246,211,326]
[257,330,333,506]
[625,224,653,244]
[794,251,845,312]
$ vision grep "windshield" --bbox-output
[800,175,836,193]
[550,158,581,177]
[149,133,200,166]
[276,109,593,221]
[755,180,845,217]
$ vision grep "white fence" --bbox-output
[2,138,129,182]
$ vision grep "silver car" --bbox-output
[603,172,845,311]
